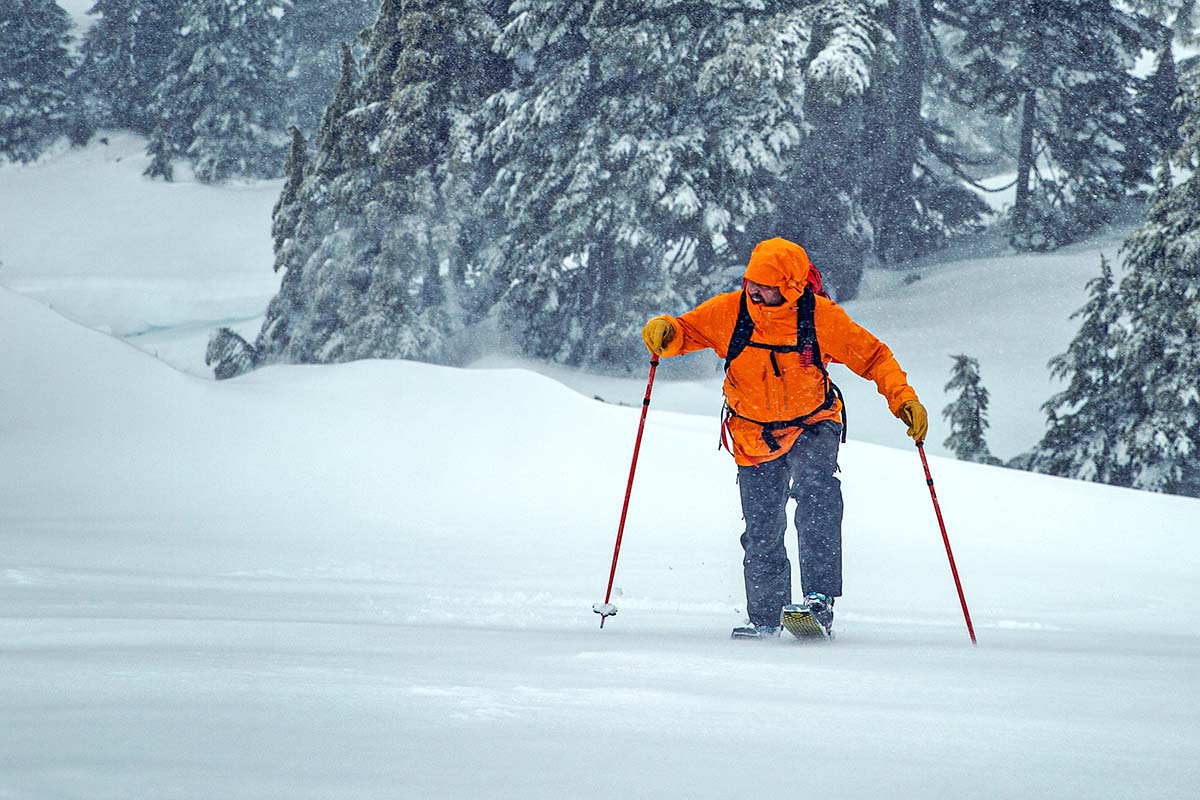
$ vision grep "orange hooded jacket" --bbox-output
[651,238,919,466]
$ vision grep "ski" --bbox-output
[730,625,780,640]
[781,605,831,640]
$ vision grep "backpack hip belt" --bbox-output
[724,381,846,452]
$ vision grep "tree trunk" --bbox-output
[873,0,926,262]
[1014,88,1037,227]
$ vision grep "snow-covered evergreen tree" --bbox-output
[1126,1,1197,184]
[1105,148,1200,496]
[243,0,507,369]
[253,41,371,365]
[144,0,288,183]
[949,0,1155,250]
[483,1,830,364]
[942,354,1000,465]
[376,0,510,330]
[207,126,307,379]
[77,0,184,133]
[0,0,87,162]
[248,0,989,372]
[143,126,175,180]
[1027,254,1124,482]
[272,126,308,257]
[861,0,924,263]
[1127,38,1184,190]
[1031,138,1200,497]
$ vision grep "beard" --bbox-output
[750,293,785,307]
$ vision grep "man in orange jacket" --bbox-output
[642,238,928,638]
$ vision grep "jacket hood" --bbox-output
[743,238,812,303]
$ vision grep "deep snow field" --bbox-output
[3,135,1199,799]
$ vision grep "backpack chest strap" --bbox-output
[725,288,824,376]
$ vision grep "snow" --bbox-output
[56,0,95,35]
[3,135,1200,798]
[0,132,280,368]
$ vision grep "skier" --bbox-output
[641,238,928,638]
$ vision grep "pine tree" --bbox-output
[942,354,1000,465]
[255,42,368,364]
[948,0,1155,250]
[377,0,509,331]
[1125,0,1195,184]
[1105,145,1200,496]
[143,0,288,182]
[1126,38,1184,191]
[272,126,308,257]
[482,1,828,364]
[143,125,174,180]
[1031,137,1200,498]
[1028,255,1124,482]
[206,127,307,380]
[0,0,86,162]
[245,0,508,369]
[77,0,185,133]
[237,0,1001,373]
[311,43,362,180]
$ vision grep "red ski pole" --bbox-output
[594,356,659,628]
[916,441,977,645]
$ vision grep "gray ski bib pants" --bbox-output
[737,420,843,627]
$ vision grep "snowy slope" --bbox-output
[3,283,1200,799]
[0,132,280,365]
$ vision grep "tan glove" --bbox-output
[641,317,675,355]
[899,400,929,442]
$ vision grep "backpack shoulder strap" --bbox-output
[724,291,755,372]
[796,287,827,375]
